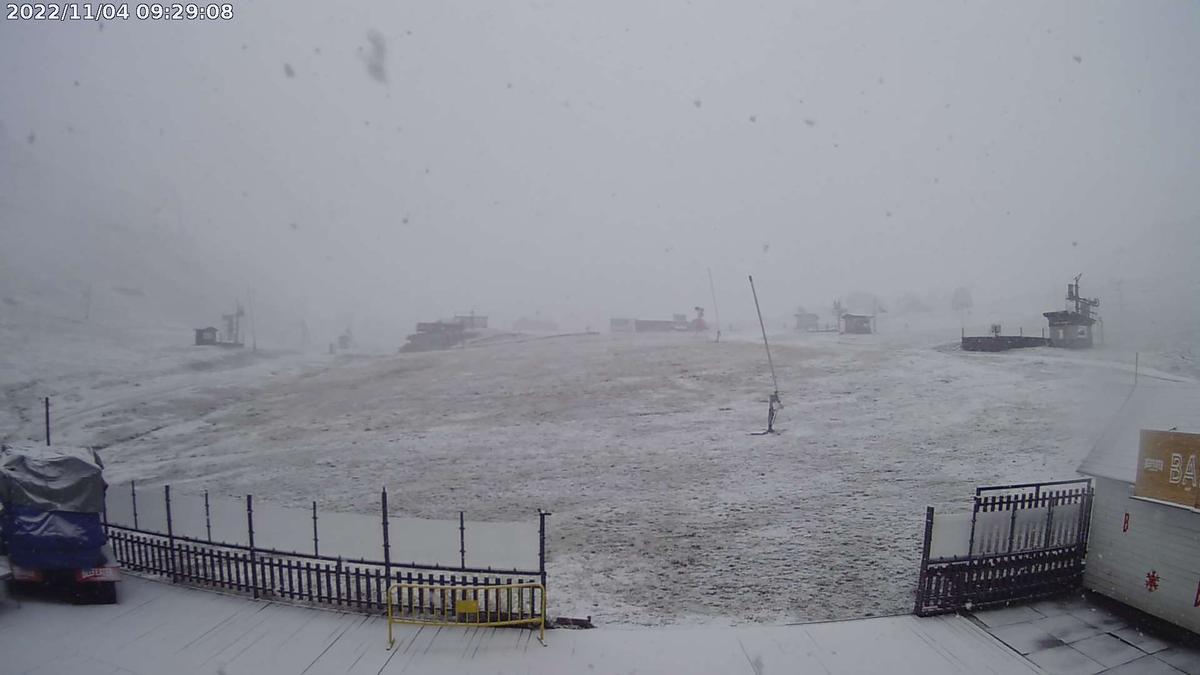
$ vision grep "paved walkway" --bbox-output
[0,576,1038,674]
[972,594,1200,674]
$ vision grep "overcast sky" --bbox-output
[2,1,1197,343]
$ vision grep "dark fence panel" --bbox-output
[103,486,546,617]
[914,479,1093,616]
[108,526,543,615]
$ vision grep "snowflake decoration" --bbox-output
[1146,570,1160,592]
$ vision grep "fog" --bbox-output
[2,0,1197,349]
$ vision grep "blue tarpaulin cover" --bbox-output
[3,505,106,569]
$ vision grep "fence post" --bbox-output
[164,485,176,582]
[381,488,391,592]
[966,497,979,560]
[1080,483,1094,546]
[204,490,212,542]
[538,510,550,593]
[247,495,259,600]
[459,511,466,569]
[914,506,934,615]
[131,481,139,530]
[1007,496,1018,553]
[312,501,319,556]
[1043,493,1056,549]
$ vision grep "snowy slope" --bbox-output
[11,318,1185,625]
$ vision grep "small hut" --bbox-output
[841,313,873,334]
[794,311,820,331]
[1043,274,1100,349]
[194,327,218,345]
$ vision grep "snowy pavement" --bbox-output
[971,593,1200,674]
[0,575,1039,675]
[5,321,1190,624]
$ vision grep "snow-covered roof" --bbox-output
[1078,383,1200,483]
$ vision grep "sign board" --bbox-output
[1135,430,1200,509]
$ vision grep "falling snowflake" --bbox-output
[1146,570,1160,592]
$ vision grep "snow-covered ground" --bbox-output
[2,307,1196,625]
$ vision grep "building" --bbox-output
[1044,311,1096,348]
[194,327,218,346]
[220,303,245,347]
[194,303,247,347]
[1077,385,1200,634]
[634,319,681,332]
[794,312,820,331]
[1043,275,1100,348]
[401,321,468,352]
[841,313,873,334]
[621,311,702,333]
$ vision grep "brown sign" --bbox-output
[1135,430,1200,508]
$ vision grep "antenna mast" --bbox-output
[708,268,722,343]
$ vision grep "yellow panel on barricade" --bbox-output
[387,581,546,647]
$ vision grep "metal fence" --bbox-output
[914,478,1093,616]
[103,485,547,616]
[386,581,547,648]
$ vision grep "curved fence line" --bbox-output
[102,484,548,616]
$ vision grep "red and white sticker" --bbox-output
[75,567,120,583]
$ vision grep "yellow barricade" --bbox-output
[386,581,546,647]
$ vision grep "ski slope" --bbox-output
[5,309,1185,625]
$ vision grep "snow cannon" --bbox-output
[0,444,120,604]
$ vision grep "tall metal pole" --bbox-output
[381,488,391,590]
[459,511,466,569]
[708,268,722,343]
[164,485,176,581]
[312,501,319,556]
[44,397,50,446]
[247,495,259,599]
[749,276,778,393]
[538,510,549,594]
[204,491,212,542]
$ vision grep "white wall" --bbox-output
[1084,476,1200,633]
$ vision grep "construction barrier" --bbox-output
[386,581,546,647]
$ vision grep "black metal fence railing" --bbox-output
[914,478,1093,616]
[102,485,548,617]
